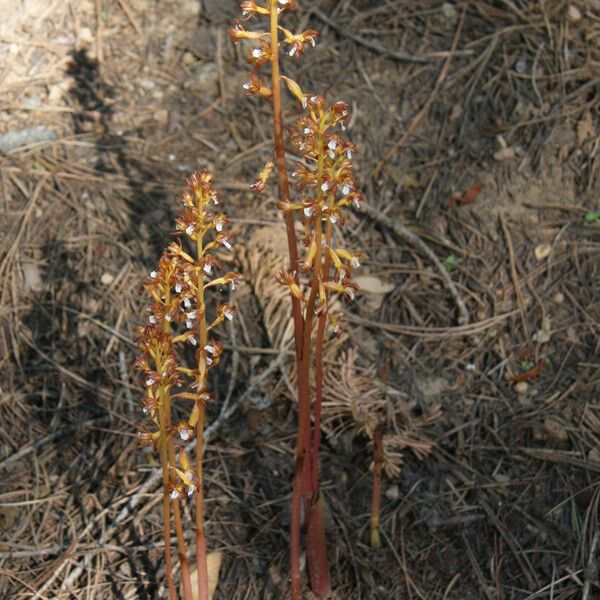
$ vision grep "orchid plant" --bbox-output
[135,170,237,600]
[230,2,365,597]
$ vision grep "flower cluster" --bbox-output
[278,90,366,326]
[135,169,237,501]
[229,2,365,332]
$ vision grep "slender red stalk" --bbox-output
[268,6,312,598]
[194,236,210,600]
[268,3,303,358]
[370,427,384,549]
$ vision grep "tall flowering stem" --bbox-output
[135,170,237,600]
[231,3,365,598]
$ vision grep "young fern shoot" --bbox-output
[231,2,365,597]
[135,170,237,600]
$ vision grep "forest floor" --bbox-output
[1,1,599,598]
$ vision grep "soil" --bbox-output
[1,1,599,599]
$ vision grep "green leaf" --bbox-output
[443,254,457,271]
[584,211,599,225]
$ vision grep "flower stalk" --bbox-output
[370,426,384,550]
[135,170,237,599]
[231,2,365,597]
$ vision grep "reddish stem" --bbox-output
[306,494,331,596]
[269,6,310,599]
[371,427,384,549]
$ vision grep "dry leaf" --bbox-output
[190,551,223,600]
[577,111,594,145]
[455,182,482,205]
[354,275,395,311]
[354,275,394,295]
[21,262,44,291]
[588,447,600,464]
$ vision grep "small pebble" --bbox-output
[514,381,529,394]
[534,243,551,261]
[568,5,582,22]
[494,147,516,161]
[385,484,400,500]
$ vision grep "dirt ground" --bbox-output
[1,1,599,598]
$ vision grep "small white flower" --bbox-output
[145,377,156,387]
[168,153,176,161]
[175,283,182,293]
[210,192,219,205]
[170,489,180,500]
[347,150,353,159]
[189,335,197,346]
[328,140,337,150]
[334,324,341,335]
[252,48,263,58]
[342,184,351,195]
[204,344,216,355]
[215,221,223,232]
[142,405,149,414]
[329,214,338,224]
[186,224,195,235]
[230,280,236,290]
[352,197,361,209]
[346,288,355,301]
[341,123,346,131]
[304,127,310,134]
[180,429,190,441]
[187,310,197,320]
[289,45,297,57]
[165,314,172,322]
[222,239,232,250]
[224,308,234,320]
[183,297,192,308]
[351,257,361,268]
[242,82,251,90]
[149,315,157,324]
[327,150,335,159]
[150,271,158,279]
[304,206,314,218]
[187,485,195,496]
[186,320,193,329]
[311,95,317,103]
[321,182,329,192]
[206,356,213,366]
[203,263,212,274]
